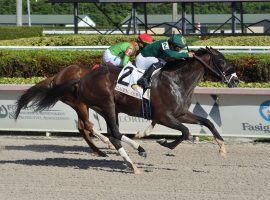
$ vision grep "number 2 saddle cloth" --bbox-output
[115,64,158,100]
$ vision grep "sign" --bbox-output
[1,86,270,138]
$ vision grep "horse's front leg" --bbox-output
[115,113,147,157]
[101,107,144,174]
[176,111,226,157]
[157,119,191,150]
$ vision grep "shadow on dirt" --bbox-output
[1,145,177,173]
[0,157,176,173]
[0,157,130,172]
[4,144,117,155]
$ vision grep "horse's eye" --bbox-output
[218,59,226,67]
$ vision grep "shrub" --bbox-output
[0,50,269,82]
[227,54,270,82]
[0,26,43,40]
[0,50,101,77]
[193,36,270,46]
[0,34,197,46]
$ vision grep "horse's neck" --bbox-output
[173,54,209,93]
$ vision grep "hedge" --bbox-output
[193,36,270,46]
[1,78,269,88]
[0,26,43,40]
[0,35,269,46]
[0,50,269,82]
[0,50,102,77]
[0,34,198,46]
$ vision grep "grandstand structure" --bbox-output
[48,0,270,35]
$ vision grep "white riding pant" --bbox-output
[103,49,121,67]
[135,53,166,70]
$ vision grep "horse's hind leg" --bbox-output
[77,119,108,157]
[91,129,114,149]
[74,104,108,157]
[134,121,156,138]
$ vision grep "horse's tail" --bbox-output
[15,77,54,120]
[15,78,79,119]
[34,79,80,112]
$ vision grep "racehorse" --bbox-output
[15,64,113,157]
[26,47,240,174]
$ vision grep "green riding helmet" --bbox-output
[168,34,187,49]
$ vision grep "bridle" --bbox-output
[193,48,236,84]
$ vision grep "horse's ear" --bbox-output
[206,46,212,54]
[209,46,219,55]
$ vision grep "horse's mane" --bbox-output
[195,48,210,56]
[162,48,209,70]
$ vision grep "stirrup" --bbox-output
[137,78,150,89]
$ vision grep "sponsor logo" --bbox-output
[0,105,8,118]
[242,123,270,133]
[259,100,270,122]
[0,103,69,121]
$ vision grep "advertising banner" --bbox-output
[0,86,269,138]
[220,95,270,137]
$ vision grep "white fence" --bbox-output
[0,46,270,53]
[0,85,269,138]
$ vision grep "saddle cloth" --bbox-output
[115,64,151,100]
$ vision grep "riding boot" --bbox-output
[137,63,162,89]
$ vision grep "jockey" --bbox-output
[102,33,154,68]
[135,34,194,89]
[137,33,155,49]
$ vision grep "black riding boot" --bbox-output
[137,64,159,89]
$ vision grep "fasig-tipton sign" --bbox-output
[0,85,270,138]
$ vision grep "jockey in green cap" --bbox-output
[135,34,194,89]
[103,33,154,68]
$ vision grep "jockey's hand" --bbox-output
[188,52,195,57]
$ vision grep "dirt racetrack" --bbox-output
[0,135,269,200]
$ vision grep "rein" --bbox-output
[194,55,220,76]
[194,52,230,83]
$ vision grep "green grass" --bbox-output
[0,77,269,88]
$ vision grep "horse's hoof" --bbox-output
[97,151,108,157]
[131,165,141,175]
[107,143,114,149]
[219,148,227,158]
[134,132,141,139]
[134,170,141,175]
[138,151,147,158]
[157,139,175,150]
[157,138,167,145]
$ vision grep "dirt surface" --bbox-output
[0,135,269,200]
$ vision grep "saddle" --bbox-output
[115,64,154,119]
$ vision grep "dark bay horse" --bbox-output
[29,47,239,174]
[15,64,113,157]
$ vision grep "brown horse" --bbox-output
[27,47,240,174]
[15,64,112,157]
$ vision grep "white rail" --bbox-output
[0,46,269,53]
